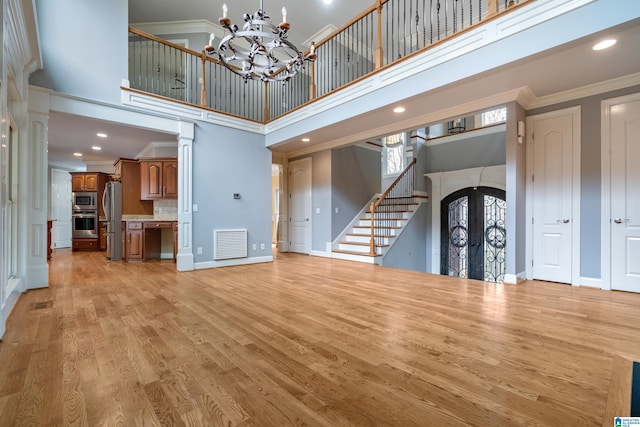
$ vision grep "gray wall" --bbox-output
[528,83,640,279]
[383,203,428,272]
[192,121,272,262]
[311,150,332,252]
[424,132,506,173]
[31,0,128,105]
[331,145,381,239]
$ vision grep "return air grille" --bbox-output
[213,229,248,260]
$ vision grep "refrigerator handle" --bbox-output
[102,183,110,221]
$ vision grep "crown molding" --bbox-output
[528,72,640,109]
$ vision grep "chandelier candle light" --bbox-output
[205,1,317,83]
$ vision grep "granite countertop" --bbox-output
[99,215,178,222]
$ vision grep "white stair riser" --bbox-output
[363,212,411,220]
[357,219,405,227]
[338,243,382,254]
[352,227,398,236]
[345,235,391,244]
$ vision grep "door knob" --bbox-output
[614,218,629,224]
[556,219,570,223]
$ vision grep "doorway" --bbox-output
[288,158,312,254]
[602,93,640,293]
[441,186,506,283]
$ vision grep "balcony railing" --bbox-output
[128,0,528,124]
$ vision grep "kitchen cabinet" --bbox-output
[140,159,178,200]
[114,159,154,215]
[123,220,177,261]
[72,238,99,250]
[126,221,144,260]
[70,172,110,217]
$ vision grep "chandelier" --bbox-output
[204,1,317,83]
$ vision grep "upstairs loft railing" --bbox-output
[369,158,417,256]
[128,0,529,123]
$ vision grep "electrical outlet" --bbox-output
[196,247,203,254]
[252,243,257,250]
[260,243,265,250]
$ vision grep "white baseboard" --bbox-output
[310,250,332,258]
[503,272,526,285]
[194,255,273,270]
[0,288,21,339]
[579,276,603,289]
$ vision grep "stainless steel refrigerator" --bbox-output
[102,181,122,261]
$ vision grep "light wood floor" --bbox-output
[1,249,639,426]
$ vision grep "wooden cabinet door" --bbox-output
[99,222,107,250]
[141,161,163,200]
[127,230,144,259]
[71,174,85,191]
[163,161,178,198]
[84,174,99,191]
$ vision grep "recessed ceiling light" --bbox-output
[593,39,616,50]
[91,146,102,151]
[393,106,405,113]
[323,0,332,4]
[96,132,108,138]
[302,137,311,142]
[73,152,83,157]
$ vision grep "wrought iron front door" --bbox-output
[440,187,506,283]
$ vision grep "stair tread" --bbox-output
[353,225,401,229]
[339,241,389,247]
[360,217,406,221]
[332,249,382,257]
[346,233,396,238]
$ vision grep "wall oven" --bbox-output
[72,210,98,238]
[72,192,98,211]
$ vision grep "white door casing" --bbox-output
[289,158,312,254]
[603,94,640,293]
[51,169,72,249]
[526,107,580,285]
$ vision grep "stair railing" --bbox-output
[369,157,417,255]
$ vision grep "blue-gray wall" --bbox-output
[192,122,272,262]
[311,150,332,252]
[383,203,428,272]
[424,132,506,173]
[528,83,640,279]
[331,145,381,239]
[31,0,128,105]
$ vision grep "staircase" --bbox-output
[332,196,424,264]
[331,158,426,264]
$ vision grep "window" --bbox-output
[383,133,405,176]
[481,107,507,126]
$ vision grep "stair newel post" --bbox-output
[369,201,376,255]
[200,51,208,107]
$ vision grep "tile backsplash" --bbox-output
[154,199,178,218]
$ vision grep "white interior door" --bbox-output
[609,97,640,292]
[289,158,311,254]
[531,110,577,284]
[51,169,72,249]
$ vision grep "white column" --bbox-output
[23,89,50,289]
[176,121,194,271]
[425,172,442,274]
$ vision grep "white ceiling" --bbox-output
[45,2,640,170]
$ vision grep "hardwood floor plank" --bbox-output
[1,249,640,425]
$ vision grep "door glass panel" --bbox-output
[483,194,506,283]
[447,196,469,279]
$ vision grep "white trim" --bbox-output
[580,277,603,289]
[525,106,581,286]
[529,72,640,110]
[310,250,332,258]
[600,92,640,291]
[194,255,273,270]
[503,272,526,285]
[131,20,219,38]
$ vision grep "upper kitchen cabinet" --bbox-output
[140,159,178,200]
[71,172,104,192]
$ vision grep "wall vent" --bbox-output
[214,229,248,260]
